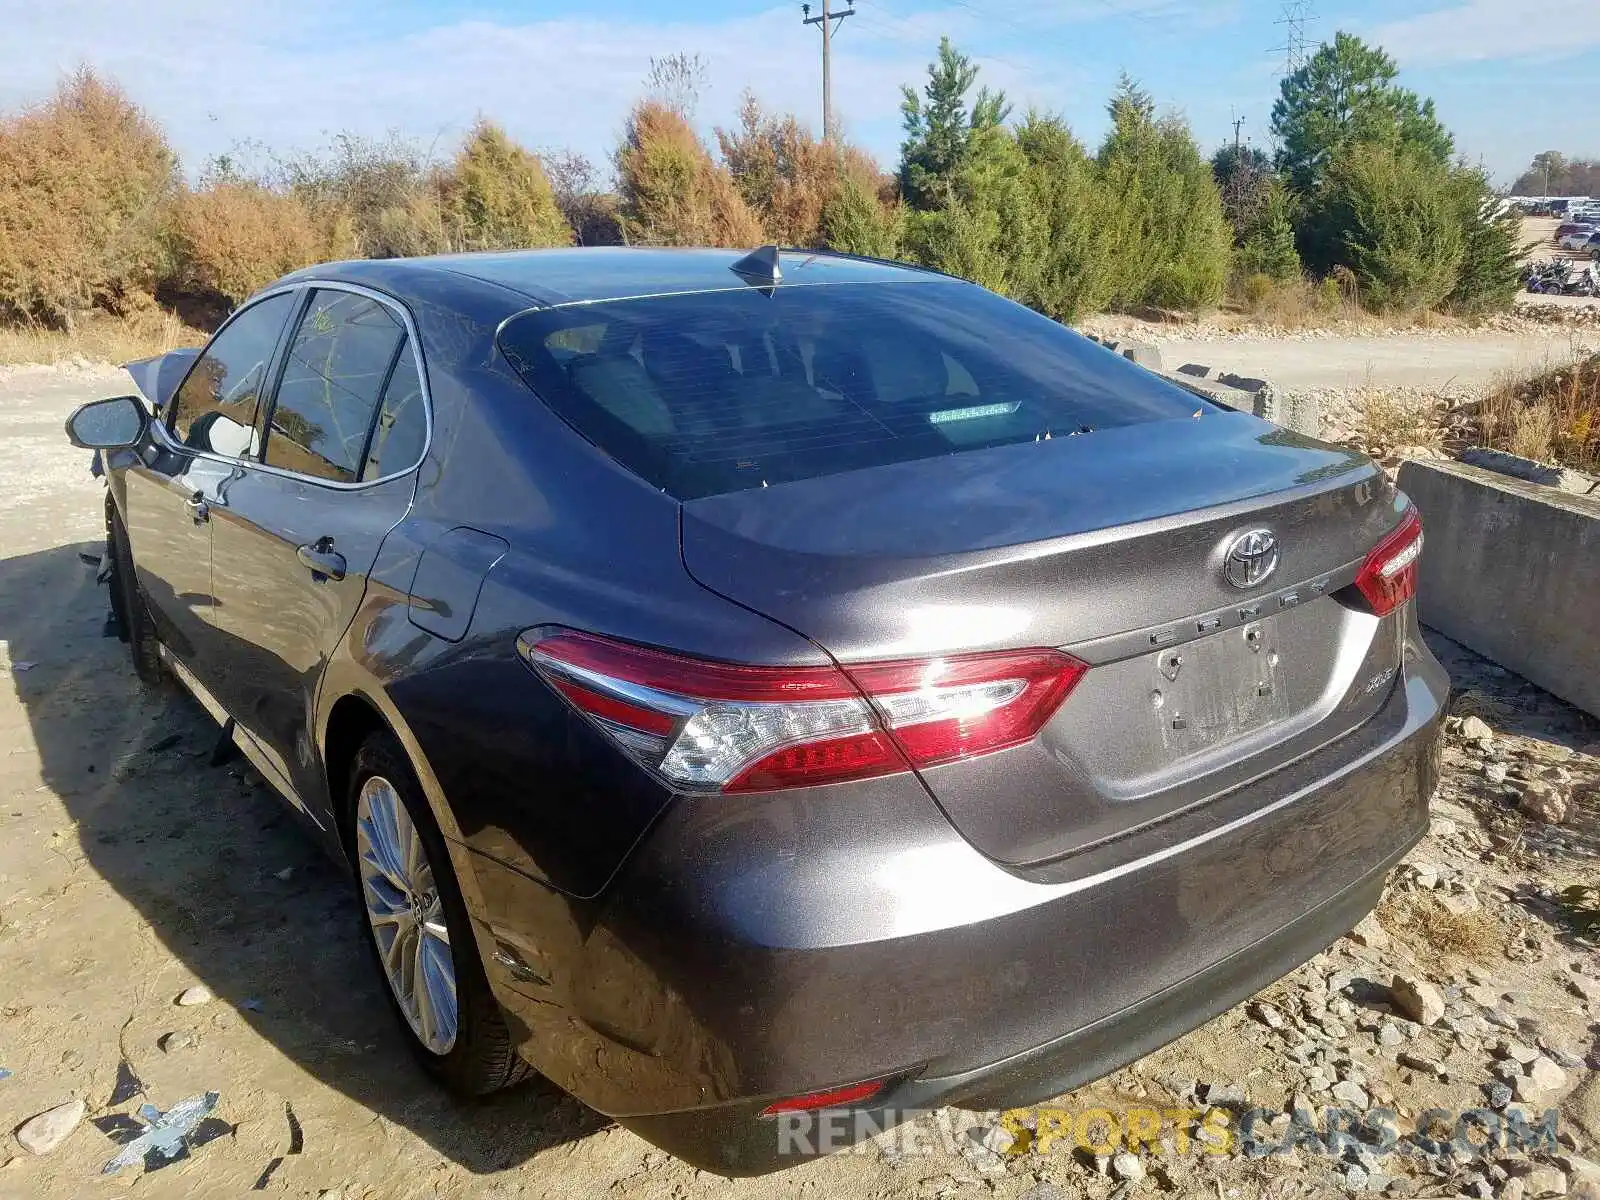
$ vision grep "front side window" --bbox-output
[170,291,295,457]
[266,289,407,483]
[498,281,1204,500]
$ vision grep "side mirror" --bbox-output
[65,395,148,450]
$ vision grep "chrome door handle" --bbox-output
[184,492,209,523]
[296,538,346,581]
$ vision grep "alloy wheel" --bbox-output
[355,775,458,1054]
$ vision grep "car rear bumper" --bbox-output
[471,622,1447,1176]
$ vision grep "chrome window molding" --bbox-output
[156,279,435,492]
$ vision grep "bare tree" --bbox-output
[645,52,709,121]
[541,149,623,246]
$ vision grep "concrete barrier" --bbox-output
[1397,458,1600,720]
[1457,447,1598,496]
[1080,333,1322,437]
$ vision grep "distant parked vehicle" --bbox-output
[1524,259,1573,293]
[1555,222,1593,241]
[1559,227,1597,250]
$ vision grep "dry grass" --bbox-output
[0,308,204,366]
[1228,273,1459,332]
[1476,351,1600,472]
[1350,390,1447,460]
[1380,891,1502,966]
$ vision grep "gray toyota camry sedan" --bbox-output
[65,245,1446,1174]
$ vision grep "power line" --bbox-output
[853,0,1053,86]
[801,0,856,142]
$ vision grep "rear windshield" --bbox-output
[498,280,1203,500]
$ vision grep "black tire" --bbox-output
[347,730,532,1095]
[108,506,164,686]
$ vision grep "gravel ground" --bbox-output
[0,363,1596,1200]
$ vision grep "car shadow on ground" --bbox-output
[0,539,610,1175]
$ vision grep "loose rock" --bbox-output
[1390,974,1446,1026]
[1515,1057,1568,1101]
[1202,1082,1246,1108]
[1331,1080,1371,1109]
[1498,1040,1541,1065]
[159,1030,197,1054]
[1516,1165,1567,1197]
[1519,784,1569,825]
[1250,1001,1287,1030]
[176,984,214,1007]
[1461,716,1493,742]
[1111,1151,1144,1183]
[14,1100,85,1155]
[1348,914,1390,950]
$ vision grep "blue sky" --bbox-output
[2,0,1596,187]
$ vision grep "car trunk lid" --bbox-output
[680,412,1410,865]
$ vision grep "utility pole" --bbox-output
[1232,115,1245,155]
[802,0,855,142]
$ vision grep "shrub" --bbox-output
[442,121,571,251]
[1478,355,1600,472]
[1015,112,1119,321]
[1241,272,1275,307]
[543,150,624,246]
[1308,142,1463,312]
[0,68,178,326]
[1445,168,1522,316]
[717,94,841,246]
[821,176,901,258]
[1233,179,1301,281]
[903,120,1045,300]
[167,183,322,303]
[616,101,761,247]
[1094,80,1232,312]
[278,132,448,259]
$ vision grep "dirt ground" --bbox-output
[1,362,1597,1200]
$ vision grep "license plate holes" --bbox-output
[1152,619,1286,750]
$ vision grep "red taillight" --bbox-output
[1355,508,1424,616]
[518,631,1086,794]
[758,1079,886,1117]
[849,650,1087,768]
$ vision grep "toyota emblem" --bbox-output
[1223,529,1280,589]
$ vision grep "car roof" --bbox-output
[276,246,948,312]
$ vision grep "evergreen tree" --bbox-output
[1271,33,1453,195]
[1094,79,1232,311]
[898,38,1009,210]
[1446,167,1524,315]
[1234,179,1301,281]
[1310,142,1463,312]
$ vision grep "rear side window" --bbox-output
[170,291,295,457]
[266,289,407,483]
[362,349,427,480]
[498,281,1203,500]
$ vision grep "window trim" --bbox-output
[163,287,299,445]
[154,280,434,491]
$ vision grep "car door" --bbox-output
[120,291,297,674]
[207,285,428,819]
